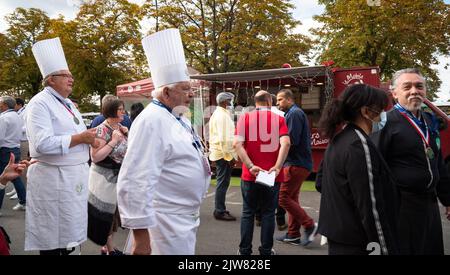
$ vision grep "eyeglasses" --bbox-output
[51,73,74,79]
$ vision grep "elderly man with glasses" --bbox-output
[25,38,98,255]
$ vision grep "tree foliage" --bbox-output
[0,8,50,99]
[147,0,311,73]
[0,1,145,106]
[69,0,145,102]
[312,0,450,99]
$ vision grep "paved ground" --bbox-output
[1,184,449,255]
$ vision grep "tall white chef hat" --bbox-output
[32,37,69,78]
[142,28,190,89]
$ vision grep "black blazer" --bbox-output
[316,124,399,255]
[372,109,450,205]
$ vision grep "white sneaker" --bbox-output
[9,193,18,200]
[6,190,16,196]
[12,203,26,211]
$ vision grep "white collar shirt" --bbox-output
[117,102,210,229]
[25,86,89,165]
[0,109,22,148]
[17,106,28,141]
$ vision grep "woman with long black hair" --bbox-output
[316,84,399,255]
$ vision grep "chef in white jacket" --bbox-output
[25,37,97,255]
[117,29,211,255]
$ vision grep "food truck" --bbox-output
[117,65,450,172]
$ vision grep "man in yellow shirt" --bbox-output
[209,92,237,221]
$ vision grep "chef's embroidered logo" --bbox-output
[76,184,83,194]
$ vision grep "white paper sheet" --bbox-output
[255,170,276,187]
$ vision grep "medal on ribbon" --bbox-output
[426,147,435,160]
[397,107,435,160]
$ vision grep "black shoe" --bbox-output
[276,233,301,245]
[214,211,236,221]
[109,249,124,256]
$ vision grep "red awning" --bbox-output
[116,78,154,98]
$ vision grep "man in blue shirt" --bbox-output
[275,89,317,246]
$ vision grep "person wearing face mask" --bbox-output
[372,68,450,255]
[316,84,399,255]
[371,110,387,133]
[209,92,238,221]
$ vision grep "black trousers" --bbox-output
[328,240,368,255]
[398,190,444,255]
[39,248,75,255]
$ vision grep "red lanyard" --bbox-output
[51,93,79,125]
[398,111,430,147]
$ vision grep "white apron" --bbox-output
[25,162,89,251]
[124,211,201,255]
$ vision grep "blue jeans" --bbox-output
[0,147,26,208]
[239,180,280,255]
[214,158,232,214]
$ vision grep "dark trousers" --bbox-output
[255,198,285,226]
[328,240,369,255]
[214,158,232,214]
[239,180,280,255]
[40,248,75,255]
[398,190,444,255]
[0,147,26,208]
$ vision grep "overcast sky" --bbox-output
[0,0,448,100]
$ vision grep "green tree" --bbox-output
[312,0,450,99]
[0,8,50,99]
[0,33,11,92]
[145,0,311,73]
[70,0,146,102]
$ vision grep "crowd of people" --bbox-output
[0,28,449,256]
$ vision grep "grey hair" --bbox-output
[43,75,51,87]
[0,96,17,109]
[151,83,177,98]
[42,70,65,87]
[101,94,118,106]
[216,92,234,104]
[391,68,425,89]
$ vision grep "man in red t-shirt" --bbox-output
[233,90,291,255]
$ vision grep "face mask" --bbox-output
[227,99,234,108]
[371,111,387,133]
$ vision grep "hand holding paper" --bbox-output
[255,170,276,187]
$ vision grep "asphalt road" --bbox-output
[1,184,449,255]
